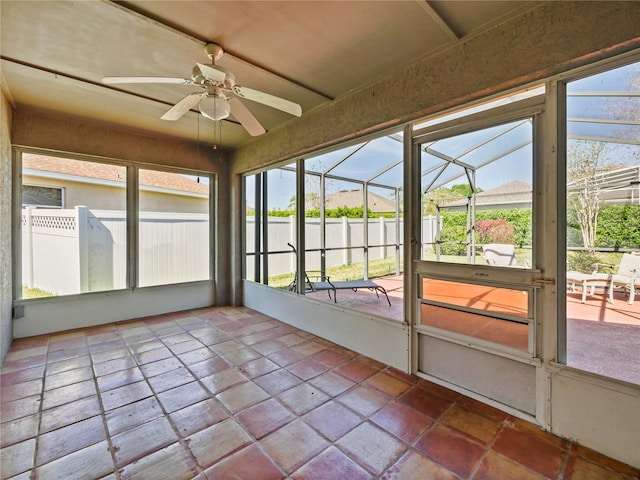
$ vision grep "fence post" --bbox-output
[380,217,386,260]
[76,206,89,293]
[342,216,351,265]
[24,207,34,289]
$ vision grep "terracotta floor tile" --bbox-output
[439,403,502,445]
[278,333,309,347]
[36,415,106,466]
[93,355,138,377]
[146,366,195,393]
[0,365,45,386]
[473,450,547,480]
[216,381,270,413]
[303,400,363,441]
[177,346,217,365]
[564,455,634,480]
[267,347,306,367]
[510,416,569,450]
[237,398,296,439]
[416,379,461,402]
[223,347,261,366]
[167,339,205,356]
[0,413,39,448]
[119,441,200,480]
[1,378,42,403]
[187,418,252,469]
[112,416,178,467]
[40,395,101,434]
[139,356,183,378]
[3,346,47,363]
[261,420,328,473]
[204,444,284,480]
[46,355,92,375]
[187,356,231,378]
[370,401,433,444]
[157,381,210,413]
[1,354,46,373]
[239,356,280,378]
[311,349,352,368]
[252,339,287,356]
[492,426,565,479]
[337,422,406,475]
[100,380,153,411]
[210,339,244,354]
[365,372,412,397]
[293,446,372,480]
[308,371,356,397]
[44,366,94,392]
[170,398,228,438]
[334,359,379,383]
[160,332,194,346]
[34,440,114,480]
[293,341,328,357]
[97,367,144,392]
[287,358,329,380]
[200,368,248,395]
[415,424,487,478]
[397,385,453,419]
[385,367,420,385]
[278,383,330,416]
[134,346,173,365]
[1,395,40,422]
[105,397,164,436]
[338,385,389,417]
[0,438,35,479]
[91,347,131,364]
[382,450,458,480]
[455,395,510,423]
[254,368,302,396]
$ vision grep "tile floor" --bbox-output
[1,306,639,480]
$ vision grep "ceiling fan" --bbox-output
[102,44,302,136]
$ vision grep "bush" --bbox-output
[475,219,515,244]
[438,225,467,256]
[567,251,611,274]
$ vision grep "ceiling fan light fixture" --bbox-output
[199,95,231,121]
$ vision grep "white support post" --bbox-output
[76,206,89,293]
[24,207,34,289]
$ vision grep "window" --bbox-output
[138,168,210,287]
[563,60,640,384]
[20,154,127,298]
[22,185,63,208]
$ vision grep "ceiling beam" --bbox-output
[416,1,461,41]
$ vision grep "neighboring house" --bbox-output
[443,180,532,211]
[325,189,396,214]
[22,154,209,213]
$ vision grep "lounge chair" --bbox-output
[482,244,529,268]
[591,252,640,304]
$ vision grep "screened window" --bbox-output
[564,60,640,384]
[20,154,127,298]
[138,168,210,287]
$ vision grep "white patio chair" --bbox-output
[482,244,530,268]
[592,252,640,304]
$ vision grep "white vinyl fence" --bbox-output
[22,207,209,296]
[246,215,439,278]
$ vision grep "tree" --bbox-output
[567,141,612,252]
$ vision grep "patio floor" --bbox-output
[2,306,638,479]
[305,275,640,384]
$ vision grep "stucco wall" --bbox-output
[1,87,13,361]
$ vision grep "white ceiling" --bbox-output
[1,1,534,151]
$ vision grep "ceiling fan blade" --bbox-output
[229,99,266,136]
[102,76,194,85]
[232,85,302,117]
[160,93,203,121]
[195,63,227,83]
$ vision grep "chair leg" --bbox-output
[628,283,635,305]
